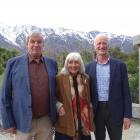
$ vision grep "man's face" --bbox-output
[94,36,108,56]
[27,35,44,57]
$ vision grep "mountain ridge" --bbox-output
[0,23,133,54]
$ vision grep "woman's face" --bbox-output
[67,59,80,76]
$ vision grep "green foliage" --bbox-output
[0,73,4,88]
[0,64,4,75]
[80,49,93,64]
[129,73,139,103]
[126,51,138,74]
[56,50,69,71]
[127,51,138,103]
[0,48,21,74]
[108,47,128,61]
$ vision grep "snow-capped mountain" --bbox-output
[0,23,133,54]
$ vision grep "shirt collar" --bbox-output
[96,57,110,65]
[28,54,43,64]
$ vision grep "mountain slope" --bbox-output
[0,23,133,54]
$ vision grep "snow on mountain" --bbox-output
[0,23,133,53]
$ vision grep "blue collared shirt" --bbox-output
[96,59,110,101]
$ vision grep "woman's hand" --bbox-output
[58,106,65,116]
[82,128,90,136]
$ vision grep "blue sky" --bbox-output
[0,0,139,36]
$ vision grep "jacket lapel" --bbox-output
[109,58,117,94]
[43,57,52,98]
[16,54,31,95]
[63,75,73,102]
[92,61,97,79]
[22,54,31,94]
[92,61,98,96]
[43,57,50,76]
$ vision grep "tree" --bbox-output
[126,50,138,103]
[108,47,128,61]
[80,49,93,64]
[0,48,21,74]
[56,51,69,71]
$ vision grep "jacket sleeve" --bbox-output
[1,60,16,129]
[121,62,132,118]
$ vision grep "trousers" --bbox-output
[14,115,54,140]
[95,102,123,140]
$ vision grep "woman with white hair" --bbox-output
[55,52,95,140]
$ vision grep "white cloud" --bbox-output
[0,0,140,36]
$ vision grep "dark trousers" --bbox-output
[55,131,91,140]
[95,102,123,140]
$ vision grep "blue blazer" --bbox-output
[85,58,132,124]
[1,54,58,132]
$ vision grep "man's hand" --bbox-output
[123,118,131,130]
[5,127,16,134]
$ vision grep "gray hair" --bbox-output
[60,52,85,75]
[94,33,109,46]
[26,32,45,45]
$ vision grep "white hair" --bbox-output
[26,32,45,44]
[94,33,109,46]
[60,52,85,75]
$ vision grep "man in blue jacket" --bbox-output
[86,33,132,140]
[1,32,57,140]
